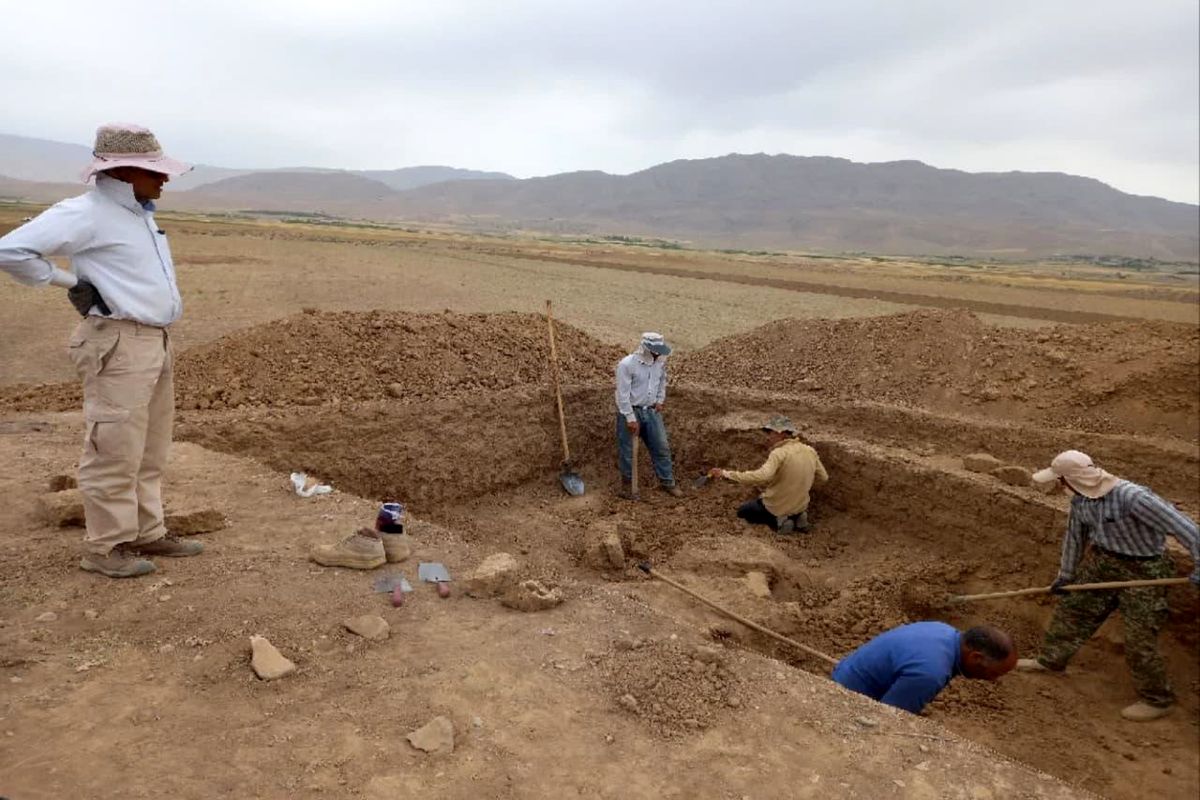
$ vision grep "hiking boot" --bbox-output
[1121,701,1173,722]
[80,547,156,578]
[661,483,683,498]
[134,534,204,558]
[1016,658,1053,673]
[310,528,386,570]
[381,531,413,563]
[777,512,811,536]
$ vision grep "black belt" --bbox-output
[1095,545,1159,562]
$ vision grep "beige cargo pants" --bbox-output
[67,317,174,555]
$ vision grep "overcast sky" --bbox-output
[2,0,1197,202]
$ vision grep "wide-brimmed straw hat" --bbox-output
[1032,450,1120,499]
[81,123,191,182]
[641,332,672,356]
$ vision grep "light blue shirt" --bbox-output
[0,175,182,326]
[615,349,668,421]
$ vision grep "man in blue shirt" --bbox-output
[832,622,1017,714]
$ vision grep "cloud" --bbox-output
[0,0,1196,201]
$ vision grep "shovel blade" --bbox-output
[560,469,586,496]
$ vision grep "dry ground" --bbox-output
[1,207,1198,799]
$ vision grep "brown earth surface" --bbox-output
[676,309,1200,441]
[1,214,1198,800]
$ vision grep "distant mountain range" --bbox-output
[2,133,1196,260]
[0,133,512,192]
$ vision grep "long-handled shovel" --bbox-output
[545,300,584,496]
[637,562,839,667]
[948,577,1189,604]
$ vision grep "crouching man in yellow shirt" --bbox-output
[709,416,828,534]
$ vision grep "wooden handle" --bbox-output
[949,577,1190,604]
[631,436,639,494]
[544,300,571,463]
[641,564,839,667]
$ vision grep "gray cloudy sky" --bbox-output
[2,0,1197,202]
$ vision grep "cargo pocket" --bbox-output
[84,407,131,456]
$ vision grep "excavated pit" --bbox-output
[166,310,1199,798]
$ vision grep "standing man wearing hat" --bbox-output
[708,416,828,534]
[615,332,681,498]
[1019,450,1199,721]
[0,123,201,578]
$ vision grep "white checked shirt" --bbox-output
[615,350,668,421]
[1059,480,1200,583]
[0,174,182,326]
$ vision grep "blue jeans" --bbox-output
[617,407,675,485]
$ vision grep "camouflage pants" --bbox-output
[1038,549,1175,707]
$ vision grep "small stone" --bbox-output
[164,509,227,536]
[462,553,519,598]
[744,571,772,599]
[249,635,296,681]
[471,716,483,729]
[500,580,563,612]
[47,474,77,492]
[692,645,724,664]
[158,595,171,603]
[991,465,1033,487]
[914,761,930,771]
[601,533,624,569]
[9,677,23,683]
[919,744,930,753]
[962,453,1003,473]
[406,716,455,754]
[35,611,58,623]
[726,697,741,708]
[36,490,85,527]
[83,609,100,620]
[159,644,175,654]
[386,383,404,399]
[343,614,390,641]
[618,694,639,713]
[854,716,879,728]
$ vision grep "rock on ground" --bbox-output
[47,474,77,492]
[249,635,296,680]
[462,552,519,598]
[343,614,390,641]
[36,489,85,527]
[165,509,228,535]
[963,453,1003,473]
[501,580,563,612]
[991,465,1033,487]
[406,715,455,754]
[744,571,772,599]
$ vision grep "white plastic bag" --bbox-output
[290,472,333,497]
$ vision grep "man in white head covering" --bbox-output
[614,332,681,498]
[1018,450,1198,721]
[0,123,202,578]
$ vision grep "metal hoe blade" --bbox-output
[373,574,413,593]
[691,474,709,489]
[418,562,451,583]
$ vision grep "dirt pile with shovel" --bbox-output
[675,309,1200,439]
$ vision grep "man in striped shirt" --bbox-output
[1018,450,1199,722]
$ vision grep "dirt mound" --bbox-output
[675,309,1199,439]
[0,310,624,413]
[600,638,743,738]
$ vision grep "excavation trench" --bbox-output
[179,384,1199,799]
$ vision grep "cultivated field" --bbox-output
[1,205,1197,800]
